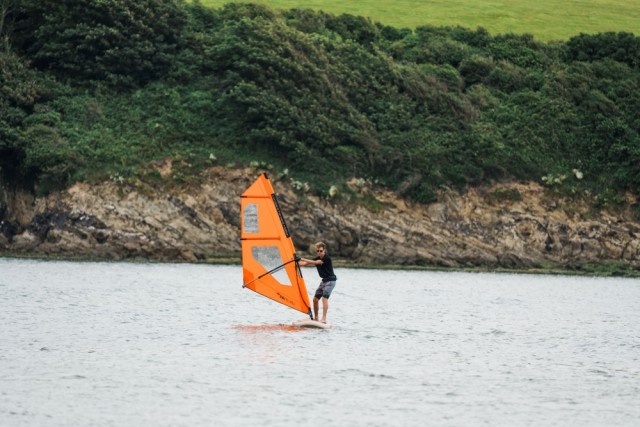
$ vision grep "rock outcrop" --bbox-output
[1,166,639,271]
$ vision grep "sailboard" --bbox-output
[291,318,332,329]
[241,173,314,322]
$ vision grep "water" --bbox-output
[1,258,639,427]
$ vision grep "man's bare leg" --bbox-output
[321,297,329,323]
[313,297,319,320]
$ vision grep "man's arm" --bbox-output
[299,258,323,266]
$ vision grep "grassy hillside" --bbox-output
[197,0,640,41]
[1,1,639,212]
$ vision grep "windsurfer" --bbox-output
[299,242,337,323]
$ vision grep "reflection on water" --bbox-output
[1,258,639,427]
[233,324,303,333]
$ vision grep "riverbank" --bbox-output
[2,165,640,276]
[2,249,638,279]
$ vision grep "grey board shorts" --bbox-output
[315,280,336,299]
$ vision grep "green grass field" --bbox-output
[197,0,639,41]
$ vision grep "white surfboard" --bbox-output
[292,319,333,329]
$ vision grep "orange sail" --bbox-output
[241,174,312,318]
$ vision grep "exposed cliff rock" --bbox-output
[1,166,639,271]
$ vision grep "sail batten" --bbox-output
[241,236,282,241]
[241,174,311,316]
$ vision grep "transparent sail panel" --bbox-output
[244,204,258,233]
[252,246,292,286]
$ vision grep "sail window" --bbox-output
[252,246,292,286]
[244,204,259,233]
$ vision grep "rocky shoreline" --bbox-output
[2,166,639,275]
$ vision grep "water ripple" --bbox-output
[1,258,639,427]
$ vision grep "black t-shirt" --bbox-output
[314,255,335,280]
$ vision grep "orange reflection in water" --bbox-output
[232,324,305,333]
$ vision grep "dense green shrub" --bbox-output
[565,32,640,68]
[0,1,639,201]
[459,54,496,85]
[0,50,59,187]
[12,0,188,88]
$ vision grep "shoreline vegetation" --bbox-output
[2,253,638,278]
[2,1,638,206]
[1,1,639,273]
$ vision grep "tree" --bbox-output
[12,0,188,88]
[0,49,55,187]
[565,32,640,68]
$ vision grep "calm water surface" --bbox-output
[1,258,639,426]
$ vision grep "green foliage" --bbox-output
[459,54,495,85]
[487,33,550,69]
[12,0,188,88]
[564,261,637,277]
[0,49,59,187]
[323,13,379,46]
[565,32,640,68]
[1,1,639,205]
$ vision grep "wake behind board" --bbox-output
[292,319,333,329]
